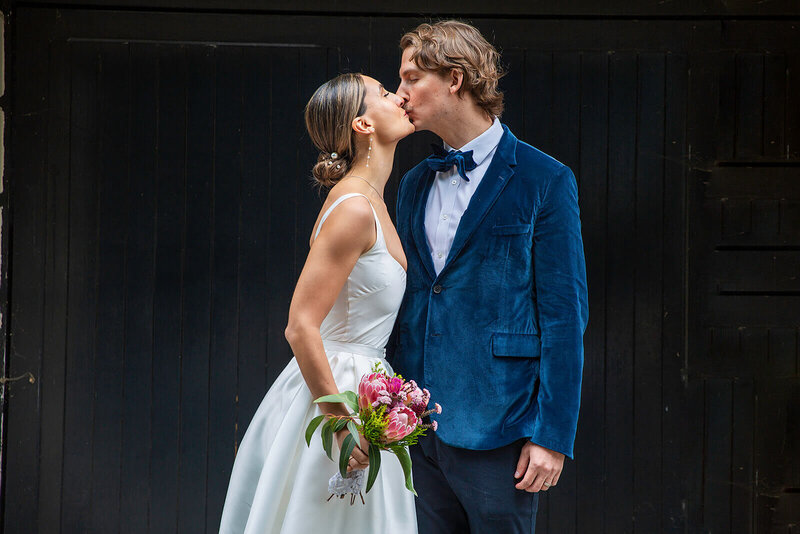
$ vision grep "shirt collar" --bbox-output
[442,116,503,167]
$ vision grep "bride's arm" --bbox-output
[284,196,375,419]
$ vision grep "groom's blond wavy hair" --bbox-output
[400,20,505,118]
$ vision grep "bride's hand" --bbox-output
[335,428,370,473]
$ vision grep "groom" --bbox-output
[391,20,588,533]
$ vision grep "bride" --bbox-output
[218,73,417,533]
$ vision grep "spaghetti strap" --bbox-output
[312,193,382,242]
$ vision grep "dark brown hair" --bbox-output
[304,73,367,188]
[400,20,505,118]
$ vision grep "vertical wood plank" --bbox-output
[703,378,733,533]
[60,41,99,533]
[786,53,800,160]
[739,327,766,381]
[38,38,71,534]
[150,44,187,534]
[605,50,637,534]
[717,52,736,162]
[90,41,129,534]
[731,379,755,534]
[633,52,665,534]
[177,43,215,531]
[204,45,243,534]
[235,46,270,447]
[763,54,786,160]
[265,49,298,390]
[120,41,157,534]
[661,52,693,533]
[735,53,764,160]
[754,378,792,532]
[551,52,580,172]
[524,52,553,156]
[685,45,722,534]
[575,50,608,534]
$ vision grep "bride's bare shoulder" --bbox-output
[309,191,375,250]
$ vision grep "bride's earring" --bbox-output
[366,134,373,168]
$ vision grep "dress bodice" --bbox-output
[313,193,407,349]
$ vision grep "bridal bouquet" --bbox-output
[305,363,441,503]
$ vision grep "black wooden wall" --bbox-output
[2,4,799,533]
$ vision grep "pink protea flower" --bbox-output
[383,405,418,442]
[405,382,429,415]
[358,373,390,411]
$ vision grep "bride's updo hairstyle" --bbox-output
[305,73,367,188]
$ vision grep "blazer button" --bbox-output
[433,285,442,294]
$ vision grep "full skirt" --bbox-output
[218,349,418,534]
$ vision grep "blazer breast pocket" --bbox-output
[487,223,533,270]
[491,223,531,236]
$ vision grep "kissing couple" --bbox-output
[219,19,588,534]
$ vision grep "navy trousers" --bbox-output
[411,432,539,534]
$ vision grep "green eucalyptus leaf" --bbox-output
[394,446,416,496]
[321,420,334,460]
[314,393,352,405]
[334,418,349,432]
[342,390,360,412]
[305,414,326,447]
[339,433,357,478]
[346,420,361,447]
[366,443,382,493]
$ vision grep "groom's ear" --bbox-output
[448,68,464,95]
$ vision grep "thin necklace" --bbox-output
[347,175,384,201]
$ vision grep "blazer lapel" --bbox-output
[440,126,518,276]
[411,167,437,280]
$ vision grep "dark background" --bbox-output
[2,1,799,533]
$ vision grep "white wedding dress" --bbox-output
[219,193,417,534]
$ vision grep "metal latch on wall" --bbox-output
[0,372,35,385]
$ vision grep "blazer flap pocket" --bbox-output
[491,333,541,358]
[492,223,532,236]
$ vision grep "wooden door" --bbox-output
[4,7,799,533]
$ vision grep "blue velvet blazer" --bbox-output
[391,125,588,458]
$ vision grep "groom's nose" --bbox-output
[397,93,409,109]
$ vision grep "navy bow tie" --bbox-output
[425,144,477,182]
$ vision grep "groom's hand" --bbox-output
[514,441,564,492]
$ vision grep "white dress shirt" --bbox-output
[424,117,504,274]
